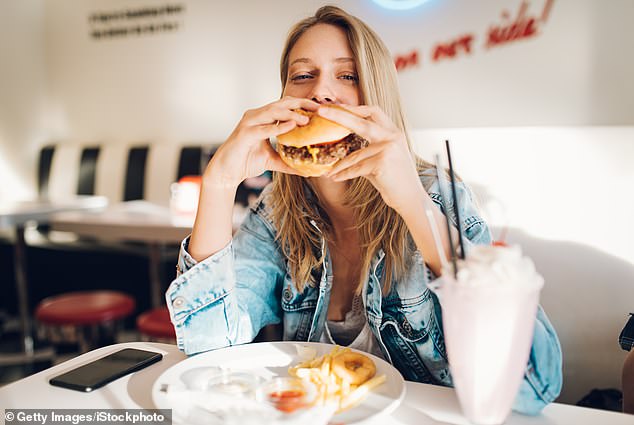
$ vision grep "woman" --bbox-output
[621,314,634,413]
[166,5,562,415]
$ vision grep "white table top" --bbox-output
[48,201,248,244]
[49,201,193,244]
[0,196,108,228]
[0,342,631,425]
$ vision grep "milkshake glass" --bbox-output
[430,245,543,425]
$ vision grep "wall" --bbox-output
[1,0,633,405]
[0,0,47,202]
[368,0,634,127]
[41,0,325,143]
[39,0,634,144]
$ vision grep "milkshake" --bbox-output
[431,244,544,425]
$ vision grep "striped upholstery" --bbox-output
[39,143,213,205]
[123,146,149,201]
[145,143,211,205]
[77,147,100,196]
[177,146,204,180]
[47,144,82,201]
[145,144,180,206]
[38,145,56,198]
[94,144,128,202]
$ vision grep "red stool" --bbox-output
[35,290,135,353]
[136,307,175,342]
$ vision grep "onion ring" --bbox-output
[331,351,376,385]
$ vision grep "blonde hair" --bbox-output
[271,5,432,294]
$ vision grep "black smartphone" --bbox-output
[49,348,163,392]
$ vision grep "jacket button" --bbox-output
[283,288,293,302]
[172,296,185,309]
[402,318,413,335]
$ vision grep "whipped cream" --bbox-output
[451,245,544,290]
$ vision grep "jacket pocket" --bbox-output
[381,289,451,385]
[381,324,434,383]
[380,310,429,343]
[382,288,434,342]
[280,281,318,313]
[280,274,319,341]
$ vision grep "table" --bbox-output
[49,201,248,309]
[49,201,193,309]
[0,196,108,364]
[1,342,632,424]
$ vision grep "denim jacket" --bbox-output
[166,173,563,415]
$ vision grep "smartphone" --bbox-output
[49,348,163,392]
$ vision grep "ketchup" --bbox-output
[268,389,306,413]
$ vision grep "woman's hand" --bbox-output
[317,105,423,213]
[204,96,319,190]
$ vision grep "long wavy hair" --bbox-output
[271,5,433,294]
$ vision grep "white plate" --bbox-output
[152,341,406,424]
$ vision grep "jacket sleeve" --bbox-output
[165,209,285,355]
[512,306,563,414]
[426,176,492,250]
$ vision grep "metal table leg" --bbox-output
[14,225,34,355]
[0,225,54,366]
[148,242,164,309]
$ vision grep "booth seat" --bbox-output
[39,142,213,206]
[0,142,215,321]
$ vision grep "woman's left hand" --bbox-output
[317,104,423,213]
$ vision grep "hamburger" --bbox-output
[276,108,369,177]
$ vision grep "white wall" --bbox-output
[0,0,47,202]
[1,0,633,405]
[371,0,634,127]
[42,0,326,143]
[40,0,634,142]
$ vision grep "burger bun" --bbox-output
[276,109,352,148]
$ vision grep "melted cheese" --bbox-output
[307,146,320,163]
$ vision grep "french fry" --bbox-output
[341,379,350,397]
[287,345,386,414]
[359,374,387,391]
[339,374,387,411]
[321,355,330,377]
[309,356,323,368]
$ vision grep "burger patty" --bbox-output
[280,133,369,164]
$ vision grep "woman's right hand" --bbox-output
[204,96,319,190]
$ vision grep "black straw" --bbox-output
[445,140,466,260]
[435,154,458,279]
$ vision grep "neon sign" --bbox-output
[393,0,555,72]
[371,0,431,11]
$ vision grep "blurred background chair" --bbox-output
[35,290,135,353]
[622,349,634,413]
[136,306,175,343]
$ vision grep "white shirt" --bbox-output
[320,294,386,360]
